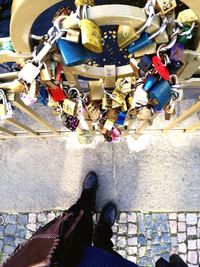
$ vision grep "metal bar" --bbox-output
[0,127,16,136]
[185,121,200,133]
[5,118,38,136]
[13,97,59,135]
[163,100,200,133]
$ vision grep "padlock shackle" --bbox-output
[150,16,168,40]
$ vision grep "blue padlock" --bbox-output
[128,16,168,54]
[149,80,172,111]
[116,112,126,125]
[138,55,152,72]
[57,39,96,66]
[143,75,158,92]
[128,32,152,54]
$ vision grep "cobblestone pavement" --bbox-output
[0,211,199,267]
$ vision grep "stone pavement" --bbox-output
[0,211,199,267]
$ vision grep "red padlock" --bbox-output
[152,56,170,81]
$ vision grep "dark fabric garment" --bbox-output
[77,246,138,267]
[156,255,188,267]
[0,0,12,37]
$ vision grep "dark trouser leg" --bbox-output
[170,254,188,267]
[93,223,120,256]
[156,257,171,267]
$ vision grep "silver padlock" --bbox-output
[18,62,41,84]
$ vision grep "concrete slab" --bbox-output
[0,133,199,213]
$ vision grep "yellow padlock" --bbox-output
[156,0,177,15]
[75,0,95,7]
[40,63,52,82]
[117,25,139,49]
[111,85,127,106]
[177,9,198,25]
[88,79,104,100]
[10,79,26,93]
[63,99,77,116]
[80,5,103,53]
[102,96,112,110]
[86,102,101,122]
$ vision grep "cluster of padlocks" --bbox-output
[0,0,199,142]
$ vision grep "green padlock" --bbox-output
[177,25,196,46]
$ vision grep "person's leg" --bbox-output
[93,202,120,256]
[170,254,188,267]
[156,257,171,267]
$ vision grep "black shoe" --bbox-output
[98,202,117,227]
[81,172,98,213]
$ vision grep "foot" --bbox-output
[81,172,98,213]
[98,202,117,227]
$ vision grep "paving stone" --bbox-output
[186,214,197,225]
[152,214,161,222]
[117,236,126,248]
[128,224,137,235]
[26,230,32,239]
[187,226,197,236]
[112,225,118,233]
[16,225,26,239]
[137,213,144,223]
[178,214,186,222]
[111,235,117,245]
[118,224,127,235]
[145,214,152,228]
[160,243,170,253]
[178,233,186,243]
[162,254,169,261]
[152,222,160,233]
[138,235,146,246]
[4,215,17,224]
[169,213,177,220]
[127,256,137,263]
[161,233,170,243]
[119,213,127,223]
[169,221,177,234]
[188,240,197,250]
[138,223,145,235]
[47,212,55,222]
[0,226,4,239]
[18,214,28,225]
[117,249,127,258]
[127,213,136,223]
[171,236,178,247]
[178,222,186,232]
[28,213,36,223]
[179,243,187,254]
[5,224,16,236]
[160,223,169,233]
[197,239,200,249]
[128,237,137,246]
[160,214,168,222]
[128,246,137,255]
[152,233,161,245]
[4,236,15,245]
[139,246,146,257]
[188,251,198,264]
[27,223,36,232]
[152,245,161,255]
[138,256,147,266]
[3,245,14,255]
[146,228,153,239]
[37,213,46,223]
[15,237,25,245]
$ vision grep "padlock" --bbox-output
[177,9,198,25]
[117,25,139,49]
[164,102,176,120]
[138,55,152,72]
[48,86,66,102]
[57,38,95,66]
[136,108,152,121]
[121,82,132,94]
[63,99,77,116]
[170,43,184,62]
[102,96,112,110]
[104,65,116,89]
[29,80,38,99]
[86,102,101,122]
[106,109,118,122]
[116,112,126,125]
[111,85,127,106]
[111,128,121,142]
[155,0,177,15]
[61,112,79,131]
[168,60,184,74]
[149,80,172,110]
[40,63,52,81]
[134,84,148,108]
[80,5,103,53]
[104,119,114,131]
[152,56,170,80]
[128,17,168,54]
[143,75,158,92]
[88,80,104,100]
[0,90,7,116]
[112,100,121,109]
[66,29,81,43]
[121,100,128,112]
[177,25,196,46]
[134,42,157,58]
[18,62,41,84]
[75,0,95,7]
[127,95,135,110]
[10,79,26,93]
